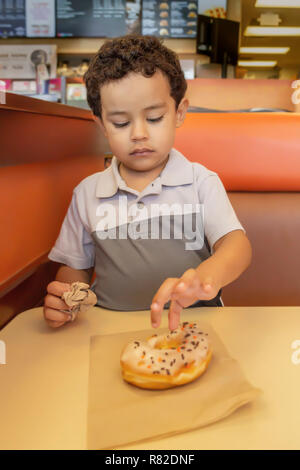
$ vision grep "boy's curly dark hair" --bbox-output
[83,34,187,120]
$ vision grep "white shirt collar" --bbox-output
[95,147,193,198]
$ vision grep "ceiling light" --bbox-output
[245,26,300,36]
[255,0,300,7]
[239,46,290,54]
[238,60,278,67]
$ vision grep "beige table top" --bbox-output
[0,305,300,450]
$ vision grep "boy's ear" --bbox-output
[94,115,108,137]
[175,97,189,128]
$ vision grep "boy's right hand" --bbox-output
[43,281,73,328]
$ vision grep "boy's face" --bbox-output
[95,70,189,173]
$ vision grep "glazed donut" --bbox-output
[120,322,212,390]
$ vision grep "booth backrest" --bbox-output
[175,112,300,191]
[175,112,300,306]
[0,93,106,328]
[186,78,298,112]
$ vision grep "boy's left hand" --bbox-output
[150,268,220,331]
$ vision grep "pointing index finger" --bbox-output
[150,278,179,328]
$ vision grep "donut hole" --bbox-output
[154,339,181,350]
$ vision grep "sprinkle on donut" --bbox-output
[120,322,211,377]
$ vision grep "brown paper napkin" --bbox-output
[87,322,262,450]
[61,282,97,321]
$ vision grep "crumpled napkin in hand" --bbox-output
[61,281,97,321]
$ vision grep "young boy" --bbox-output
[44,34,251,331]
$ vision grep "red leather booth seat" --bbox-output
[0,94,106,329]
[175,113,300,306]
[186,78,296,112]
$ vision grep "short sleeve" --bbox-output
[199,174,246,251]
[48,191,95,269]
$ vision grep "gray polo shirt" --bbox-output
[48,148,245,310]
